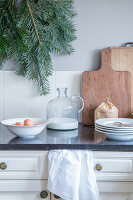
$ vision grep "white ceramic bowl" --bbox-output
[1,118,49,138]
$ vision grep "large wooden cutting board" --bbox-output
[110,47,133,113]
[82,48,131,125]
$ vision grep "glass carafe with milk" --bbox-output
[46,88,84,130]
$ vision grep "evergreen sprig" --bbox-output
[0,0,77,95]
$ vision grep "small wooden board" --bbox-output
[82,49,131,125]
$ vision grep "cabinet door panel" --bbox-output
[93,151,133,181]
[0,192,43,200]
[98,181,133,193]
[0,180,50,200]
[0,151,48,180]
[98,182,133,200]
[100,194,130,200]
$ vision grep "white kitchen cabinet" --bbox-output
[0,151,133,200]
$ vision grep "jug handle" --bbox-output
[72,95,84,113]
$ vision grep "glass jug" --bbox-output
[46,88,84,130]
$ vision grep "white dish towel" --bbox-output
[47,150,100,200]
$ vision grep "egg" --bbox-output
[14,122,23,126]
[24,119,34,126]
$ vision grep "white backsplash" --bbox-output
[0,71,82,122]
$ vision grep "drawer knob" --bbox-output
[54,194,60,199]
[95,163,102,171]
[0,162,7,170]
[40,191,48,198]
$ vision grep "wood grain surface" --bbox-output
[82,48,131,125]
[111,47,133,113]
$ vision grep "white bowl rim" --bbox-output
[1,118,49,128]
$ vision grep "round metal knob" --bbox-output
[54,194,60,199]
[0,162,7,170]
[95,163,102,171]
[40,191,48,198]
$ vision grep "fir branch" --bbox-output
[54,19,75,32]
[46,41,62,53]
[55,1,75,17]
[32,61,35,80]
[26,1,50,79]
[27,2,42,47]
[21,13,29,30]
[49,22,54,35]
[0,53,5,69]
[25,41,38,61]
[16,63,27,76]
[0,0,77,95]
[10,43,16,58]
[12,0,15,7]
[44,62,48,78]
[58,38,71,54]
[37,68,46,95]
[57,0,74,3]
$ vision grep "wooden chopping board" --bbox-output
[110,47,133,113]
[82,48,131,125]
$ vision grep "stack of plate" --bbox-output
[95,118,133,141]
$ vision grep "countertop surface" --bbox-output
[0,124,133,151]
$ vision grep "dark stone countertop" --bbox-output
[0,124,133,151]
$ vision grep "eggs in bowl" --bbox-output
[1,118,49,138]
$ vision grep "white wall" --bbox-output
[3,0,133,71]
[0,71,82,121]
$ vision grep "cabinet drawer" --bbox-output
[0,180,50,200]
[98,181,133,193]
[94,159,132,173]
[0,151,48,180]
[93,152,133,181]
[98,181,133,200]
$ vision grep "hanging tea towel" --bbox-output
[47,150,99,200]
